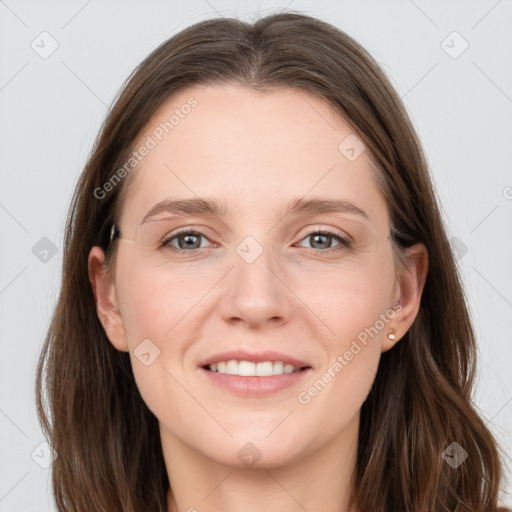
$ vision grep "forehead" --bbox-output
[118,83,388,231]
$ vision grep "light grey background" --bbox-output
[1,0,511,510]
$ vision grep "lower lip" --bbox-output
[199,367,313,397]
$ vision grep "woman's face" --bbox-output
[90,83,423,468]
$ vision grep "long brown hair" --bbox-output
[35,11,507,512]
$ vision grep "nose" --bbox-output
[219,243,295,329]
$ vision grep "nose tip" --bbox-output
[220,252,292,328]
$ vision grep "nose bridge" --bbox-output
[221,233,292,325]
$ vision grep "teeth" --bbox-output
[207,359,302,376]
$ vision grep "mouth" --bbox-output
[199,360,313,397]
[202,361,311,376]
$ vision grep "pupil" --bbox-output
[180,234,199,249]
[312,234,330,249]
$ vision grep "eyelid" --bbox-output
[297,224,351,242]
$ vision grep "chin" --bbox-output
[203,431,309,469]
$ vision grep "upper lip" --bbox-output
[199,349,311,369]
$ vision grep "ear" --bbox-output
[87,246,129,352]
[382,242,429,353]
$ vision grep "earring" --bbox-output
[387,328,396,341]
[113,306,119,312]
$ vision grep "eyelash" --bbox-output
[159,228,352,254]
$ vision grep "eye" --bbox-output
[296,229,352,252]
[160,229,214,253]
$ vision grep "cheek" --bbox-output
[114,261,197,419]
[296,255,393,416]
[113,256,224,411]
[308,254,395,338]
[295,320,382,442]
[115,255,210,342]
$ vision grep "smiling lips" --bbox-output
[198,349,312,396]
[199,349,311,374]
[207,360,302,376]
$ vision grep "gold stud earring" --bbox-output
[387,328,396,341]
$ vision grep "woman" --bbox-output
[35,11,509,512]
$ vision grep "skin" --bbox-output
[88,83,428,512]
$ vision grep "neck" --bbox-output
[163,413,361,512]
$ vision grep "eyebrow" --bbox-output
[140,196,372,224]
